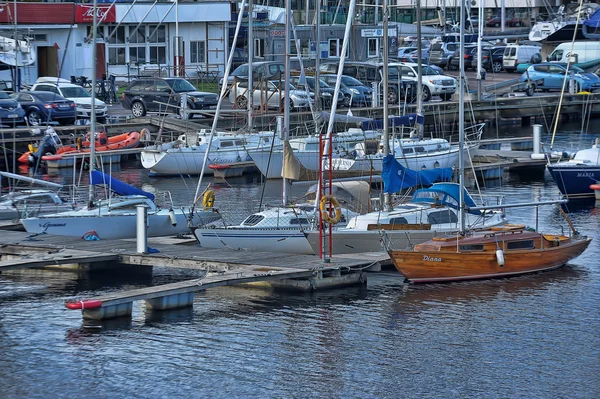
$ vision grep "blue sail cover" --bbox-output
[412,183,481,215]
[361,113,425,131]
[90,170,155,201]
[583,9,600,38]
[382,154,453,193]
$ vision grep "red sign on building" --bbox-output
[75,5,116,24]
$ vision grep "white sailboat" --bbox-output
[0,35,36,68]
[21,1,220,240]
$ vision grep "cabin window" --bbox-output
[428,210,458,224]
[506,240,534,250]
[220,141,234,147]
[234,140,245,146]
[389,217,409,225]
[415,146,425,153]
[402,148,414,154]
[242,215,264,226]
[289,218,309,225]
[459,244,484,251]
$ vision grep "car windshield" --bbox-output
[169,79,196,92]
[422,66,440,76]
[340,76,362,86]
[0,92,10,99]
[61,86,91,98]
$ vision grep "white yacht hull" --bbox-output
[21,209,220,239]
[332,148,460,173]
[141,149,245,176]
[193,228,315,255]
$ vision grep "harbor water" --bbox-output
[1,127,599,398]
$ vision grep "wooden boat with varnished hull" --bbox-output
[389,226,591,283]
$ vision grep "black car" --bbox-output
[472,46,506,73]
[121,77,219,119]
[320,74,373,107]
[288,76,345,108]
[12,91,76,126]
[448,46,478,71]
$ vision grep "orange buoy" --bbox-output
[65,300,102,310]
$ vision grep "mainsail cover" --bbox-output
[382,154,452,193]
[281,139,311,181]
[90,170,155,201]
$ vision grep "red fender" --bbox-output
[65,300,102,310]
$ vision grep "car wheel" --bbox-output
[236,96,248,109]
[281,98,294,111]
[422,86,432,102]
[131,101,146,117]
[494,22,500,28]
[492,62,502,73]
[27,110,42,126]
[525,84,536,96]
[387,87,398,105]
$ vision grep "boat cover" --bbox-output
[583,9,600,38]
[412,183,480,215]
[360,113,424,131]
[382,154,452,193]
[90,170,155,201]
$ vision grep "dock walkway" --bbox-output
[0,230,384,320]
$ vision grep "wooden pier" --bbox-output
[0,230,384,321]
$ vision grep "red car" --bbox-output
[486,16,522,27]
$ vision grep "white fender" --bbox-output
[169,209,177,226]
[496,249,505,266]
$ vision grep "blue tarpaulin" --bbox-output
[382,154,453,193]
[361,113,425,131]
[583,9,600,27]
[90,170,155,201]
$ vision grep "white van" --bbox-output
[503,45,542,72]
[547,42,600,64]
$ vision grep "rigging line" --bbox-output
[549,0,585,150]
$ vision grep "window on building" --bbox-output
[129,26,145,44]
[150,46,166,64]
[109,47,126,65]
[254,38,265,58]
[367,38,378,57]
[329,38,339,57]
[107,25,125,44]
[190,41,206,64]
[129,47,146,64]
[149,25,166,43]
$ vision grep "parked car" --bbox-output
[229,80,313,110]
[0,91,25,126]
[397,46,418,58]
[448,45,478,71]
[546,41,600,64]
[121,77,219,119]
[472,46,506,73]
[320,74,373,107]
[429,41,459,68]
[230,47,265,71]
[486,16,523,27]
[12,91,76,126]
[390,62,457,101]
[219,61,285,89]
[503,44,541,73]
[31,77,107,123]
[519,63,600,92]
[288,76,345,108]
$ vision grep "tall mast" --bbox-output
[247,0,254,129]
[88,0,98,207]
[314,0,321,132]
[382,0,390,211]
[415,0,423,138]
[282,0,291,206]
[458,0,465,233]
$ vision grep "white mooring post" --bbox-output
[136,205,148,254]
[531,124,545,160]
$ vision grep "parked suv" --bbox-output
[31,77,107,123]
[320,74,373,107]
[390,62,457,101]
[121,77,218,119]
[429,42,459,68]
[472,46,506,73]
[448,45,478,70]
[288,76,345,108]
[219,61,285,90]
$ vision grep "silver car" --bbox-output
[229,80,313,110]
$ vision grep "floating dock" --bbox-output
[0,231,385,321]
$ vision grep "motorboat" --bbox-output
[547,138,600,199]
[21,171,221,239]
[529,3,599,42]
[141,129,281,176]
[0,189,74,220]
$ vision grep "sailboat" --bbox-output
[388,0,592,283]
[21,1,220,240]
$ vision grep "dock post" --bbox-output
[136,205,148,254]
[531,124,545,160]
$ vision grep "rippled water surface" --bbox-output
[1,128,600,398]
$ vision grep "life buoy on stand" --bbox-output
[202,189,215,209]
[319,195,342,225]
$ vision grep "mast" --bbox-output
[88,0,98,207]
[314,0,321,131]
[458,0,465,233]
[247,0,254,129]
[382,0,390,211]
[476,0,483,101]
[282,0,291,206]
[415,0,423,138]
